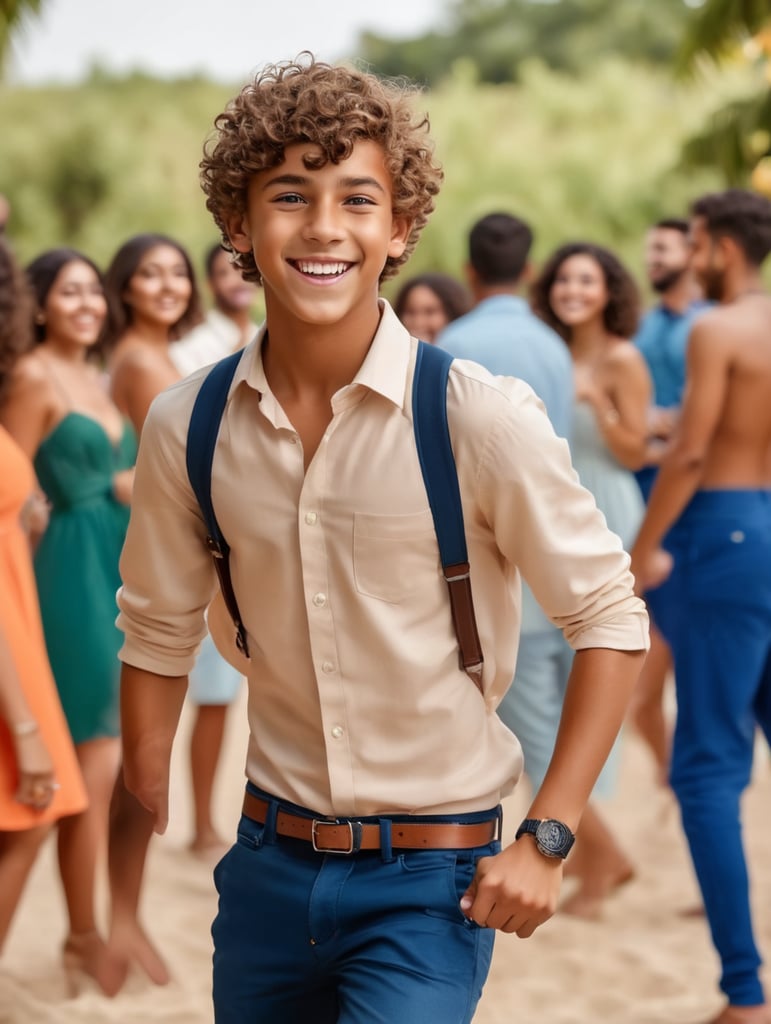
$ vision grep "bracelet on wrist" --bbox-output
[11,720,39,738]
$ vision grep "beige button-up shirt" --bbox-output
[117,301,648,817]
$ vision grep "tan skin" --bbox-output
[121,139,645,943]
[105,243,195,989]
[0,619,56,953]
[632,220,771,1024]
[545,253,651,917]
[628,226,702,787]
[0,259,127,994]
[633,223,771,592]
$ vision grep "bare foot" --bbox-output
[108,918,171,986]
[62,930,127,997]
[708,1005,771,1024]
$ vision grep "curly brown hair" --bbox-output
[530,241,640,342]
[0,238,33,404]
[199,54,443,284]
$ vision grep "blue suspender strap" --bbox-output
[412,342,484,689]
[185,351,250,658]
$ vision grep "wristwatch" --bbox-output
[515,818,575,859]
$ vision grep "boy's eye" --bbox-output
[345,195,374,206]
[274,193,306,204]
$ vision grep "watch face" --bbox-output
[535,819,573,857]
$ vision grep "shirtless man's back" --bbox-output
[633,188,771,1024]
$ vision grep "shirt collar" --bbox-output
[233,299,412,413]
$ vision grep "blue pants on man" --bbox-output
[212,785,499,1022]
[660,490,771,1007]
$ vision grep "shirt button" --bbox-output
[312,593,327,608]
[305,512,318,526]
[322,661,335,673]
[331,726,344,739]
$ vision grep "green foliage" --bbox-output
[0,59,756,288]
[0,0,47,72]
[358,0,697,87]
[677,0,771,71]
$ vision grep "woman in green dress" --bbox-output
[1,248,135,994]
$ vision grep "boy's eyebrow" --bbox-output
[261,173,386,194]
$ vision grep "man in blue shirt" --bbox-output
[439,214,632,916]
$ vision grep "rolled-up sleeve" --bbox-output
[478,379,649,652]
[116,386,218,676]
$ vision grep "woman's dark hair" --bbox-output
[26,248,104,345]
[392,272,472,325]
[530,241,640,342]
[0,238,33,402]
[103,233,203,349]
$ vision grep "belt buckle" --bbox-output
[311,818,362,854]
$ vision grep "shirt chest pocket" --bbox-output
[353,509,442,604]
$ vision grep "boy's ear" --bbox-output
[387,215,413,260]
[224,213,252,255]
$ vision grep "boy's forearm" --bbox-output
[526,647,645,829]
[120,663,188,832]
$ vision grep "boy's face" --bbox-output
[226,140,410,329]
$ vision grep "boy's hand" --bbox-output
[459,839,563,936]
[123,743,171,835]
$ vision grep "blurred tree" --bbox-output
[0,0,47,73]
[678,0,771,192]
[358,0,696,85]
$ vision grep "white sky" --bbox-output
[7,0,449,85]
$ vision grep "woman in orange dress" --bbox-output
[0,238,86,952]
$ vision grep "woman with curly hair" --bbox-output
[530,241,651,918]
[392,271,472,344]
[0,239,87,956]
[1,246,135,993]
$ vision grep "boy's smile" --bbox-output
[226,140,410,331]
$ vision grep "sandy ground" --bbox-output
[1,685,769,1024]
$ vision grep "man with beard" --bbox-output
[628,219,708,785]
[632,189,771,1024]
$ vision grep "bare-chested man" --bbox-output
[632,188,771,1024]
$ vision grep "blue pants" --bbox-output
[211,786,499,1023]
[660,490,771,1006]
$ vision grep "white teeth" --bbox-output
[296,261,350,276]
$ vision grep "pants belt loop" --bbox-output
[378,818,394,863]
[495,805,504,843]
[262,798,279,845]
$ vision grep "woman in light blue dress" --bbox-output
[531,241,651,918]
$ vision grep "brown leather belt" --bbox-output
[242,791,498,855]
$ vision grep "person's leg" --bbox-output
[106,767,170,986]
[189,704,229,857]
[333,845,497,1024]
[627,621,672,785]
[187,635,242,858]
[0,824,50,952]
[559,802,634,919]
[57,736,123,995]
[212,814,341,1024]
[669,500,771,1009]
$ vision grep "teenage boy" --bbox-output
[633,189,771,1024]
[117,57,648,1023]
